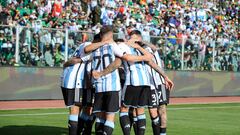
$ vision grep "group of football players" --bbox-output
[60,25,174,135]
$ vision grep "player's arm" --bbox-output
[84,39,115,53]
[63,57,82,68]
[92,58,122,79]
[84,42,106,53]
[121,42,153,62]
[121,54,151,63]
[147,60,174,90]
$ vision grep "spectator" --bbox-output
[19,43,30,66]
[51,31,64,48]
[2,40,12,50]
[198,40,206,69]
[0,30,5,52]
[0,0,238,71]
[44,44,54,67]
[53,46,64,67]
[52,0,62,17]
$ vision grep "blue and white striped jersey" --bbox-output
[61,63,82,89]
[118,43,150,86]
[60,42,92,89]
[144,46,165,90]
[153,49,166,85]
[92,43,124,93]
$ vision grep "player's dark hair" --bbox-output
[129,30,142,36]
[100,25,113,36]
[92,34,101,43]
[114,39,124,43]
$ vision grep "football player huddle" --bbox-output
[60,25,174,135]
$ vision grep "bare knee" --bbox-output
[70,106,80,115]
[149,108,158,118]
[105,113,116,122]
[120,106,129,113]
[136,107,145,115]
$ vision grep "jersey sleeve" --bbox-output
[79,42,91,56]
[72,42,91,58]
[81,53,92,62]
[72,47,81,57]
[117,43,129,55]
[112,43,126,58]
[80,42,92,62]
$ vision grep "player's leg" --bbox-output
[158,84,170,135]
[76,89,85,134]
[95,112,105,135]
[148,89,161,135]
[103,91,120,135]
[119,106,131,135]
[77,109,86,134]
[104,113,115,135]
[120,85,138,135]
[69,106,80,135]
[149,108,160,135]
[81,106,95,135]
[135,107,146,135]
[74,88,84,135]
[61,87,81,135]
[129,107,138,135]
[78,107,94,135]
[93,92,105,135]
[135,86,152,135]
[158,104,167,135]
[81,88,95,135]
[128,107,134,128]
[77,89,87,133]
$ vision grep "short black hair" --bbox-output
[92,33,101,43]
[129,30,142,36]
[100,25,113,36]
[114,39,124,43]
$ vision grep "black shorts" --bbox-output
[122,85,152,108]
[93,91,120,113]
[157,84,170,105]
[149,89,159,108]
[61,87,82,107]
[82,88,95,107]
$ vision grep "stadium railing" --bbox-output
[0,25,239,72]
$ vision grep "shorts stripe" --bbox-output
[74,88,80,102]
[162,85,167,101]
[121,85,127,101]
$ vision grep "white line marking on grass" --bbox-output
[0,105,240,117]
[168,106,240,110]
[0,112,67,117]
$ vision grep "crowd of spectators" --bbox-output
[0,0,239,71]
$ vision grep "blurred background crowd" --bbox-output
[0,0,239,71]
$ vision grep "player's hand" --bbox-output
[146,53,154,61]
[143,53,154,62]
[92,70,102,79]
[165,77,174,91]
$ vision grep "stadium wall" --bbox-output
[0,67,240,100]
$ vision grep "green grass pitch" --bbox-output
[0,103,240,135]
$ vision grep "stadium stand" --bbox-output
[0,0,239,71]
